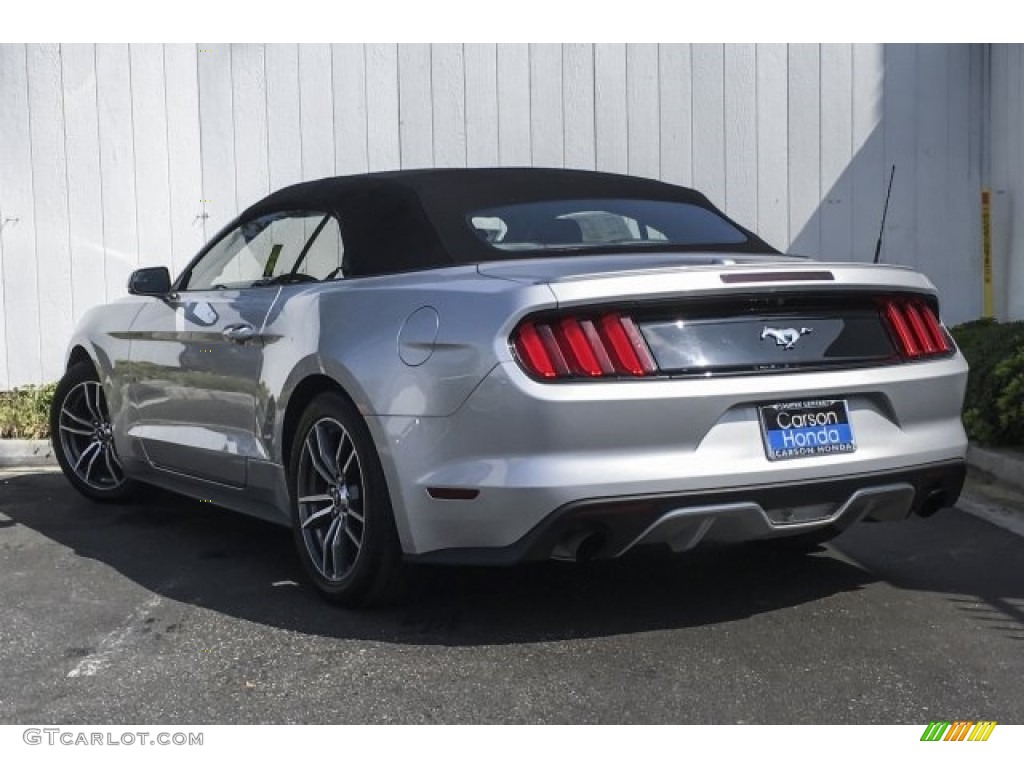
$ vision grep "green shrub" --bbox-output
[994,349,1024,444]
[951,319,1024,446]
[0,383,56,439]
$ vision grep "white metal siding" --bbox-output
[989,44,1024,322]
[0,43,989,388]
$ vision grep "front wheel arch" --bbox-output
[66,345,95,372]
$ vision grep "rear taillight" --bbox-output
[512,313,658,380]
[881,297,952,360]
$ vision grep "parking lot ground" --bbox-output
[1,468,1022,724]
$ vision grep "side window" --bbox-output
[296,216,345,280]
[184,211,339,290]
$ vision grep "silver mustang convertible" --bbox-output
[51,168,968,606]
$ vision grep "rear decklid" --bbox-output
[489,254,953,380]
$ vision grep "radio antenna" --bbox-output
[873,164,896,264]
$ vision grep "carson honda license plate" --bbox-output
[758,399,856,462]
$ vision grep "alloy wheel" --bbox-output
[57,380,126,491]
[296,417,366,582]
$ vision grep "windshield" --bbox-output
[468,198,749,253]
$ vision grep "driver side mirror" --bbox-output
[128,267,172,297]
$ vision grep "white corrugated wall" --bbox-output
[0,43,990,389]
[989,44,1024,323]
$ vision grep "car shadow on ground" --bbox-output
[831,503,1024,642]
[4,470,1018,646]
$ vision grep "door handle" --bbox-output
[222,323,258,343]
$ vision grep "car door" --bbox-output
[127,210,338,487]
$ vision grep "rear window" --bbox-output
[468,198,748,253]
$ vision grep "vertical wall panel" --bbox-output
[692,44,726,208]
[266,44,302,193]
[497,44,531,165]
[197,44,235,236]
[130,44,173,273]
[464,44,498,167]
[626,43,659,180]
[333,44,369,175]
[594,44,627,174]
[163,44,204,277]
[658,44,692,186]
[915,46,951,294]
[724,43,756,230]
[882,44,918,269]
[432,44,466,168]
[530,43,564,168]
[1008,46,1024,320]
[562,43,595,170]
[850,44,884,264]
[1001,45,1024,319]
[61,44,108,317]
[0,45,39,385]
[398,44,433,169]
[756,44,789,249]
[26,44,73,381]
[819,44,853,261]
[988,46,1011,321]
[298,44,335,181]
[947,44,978,320]
[364,44,400,171]
[788,44,821,256]
[95,44,139,303]
[230,44,270,210]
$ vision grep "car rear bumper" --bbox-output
[374,355,968,558]
[405,459,965,565]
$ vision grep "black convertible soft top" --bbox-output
[236,168,777,278]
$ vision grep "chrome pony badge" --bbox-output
[760,326,813,350]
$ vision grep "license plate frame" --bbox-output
[758,399,856,462]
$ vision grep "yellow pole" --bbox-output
[981,188,994,318]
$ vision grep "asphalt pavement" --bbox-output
[1,468,1021,724]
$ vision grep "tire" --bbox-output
[288,391,406,607]
[50,361,137,502]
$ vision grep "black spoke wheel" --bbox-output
[50,361,136,502]
[289,391,405,606]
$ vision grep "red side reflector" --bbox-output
[427,487,480,500]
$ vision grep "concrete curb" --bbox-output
[0,439,55,467]
[967,444,1024,494]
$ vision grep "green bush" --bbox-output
[951,319,1024,446]
[0,383,56,439]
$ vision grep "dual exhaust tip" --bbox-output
[551,487,950,562]
[917,488,949,518]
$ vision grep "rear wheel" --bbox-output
[288,392,406,607]
[50,361,136,502]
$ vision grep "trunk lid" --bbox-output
[492,252,949,379]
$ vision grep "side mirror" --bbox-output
[128,267,172,297]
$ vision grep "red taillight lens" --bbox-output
[881,297,951,360]
[512,313,658,380]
